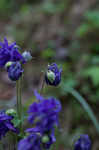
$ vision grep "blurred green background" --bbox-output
[0,0,99,149]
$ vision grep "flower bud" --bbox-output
[6,109,16,116]
[41,135,49,143]
[45,63,62,86]
[74,134,91,150]
[22,51,32,62]
[7,62,23,81]
[5,61,13,69]
[46,70,55,83]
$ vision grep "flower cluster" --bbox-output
[74,134,91,150]
[0,38,32,81]
[45,63,62,86]
[0,110,18,139]
[0,37,93,150]
[18,91,61,150]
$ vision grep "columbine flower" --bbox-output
[18,133,41,150]
[41,131,56,149]
[74,134,91,150]
[22,51,32,62]
[6,62,23,81]
[18,91,61,150]
[18,126,56,150]
[28,91,61,130]
[0,111,18,139]
[45,63,62,86]
[0,37,25,68]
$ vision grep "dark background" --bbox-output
[0,0,99,149]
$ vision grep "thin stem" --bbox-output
[9,142,10,150]
[16,81,19,117]
[19,77,22,121]
[13,136,17,150]
[14,135,17,150]
[40,77,45,95]
[40,72,45,95]
[16,77,22,130]
[0,142,3,150]
[68,87,99,134]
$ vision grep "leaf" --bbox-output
[42,48,55,59]
[76,24,89,37]
[85,11,99,27]
[69,88,99,134]
[12,118,21,127]
[84,66,99,86]
[60,79,77,95]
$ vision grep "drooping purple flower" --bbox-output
[21,91,61,150]
[45,63,62,86]
[7,62,23,81]
[18,127,56,150]
[18,133,41,150]
[41,131,56,149]
[74,134,91,150]
[28,91,61,131]
[0,111,18,139]
[0,38,25,68]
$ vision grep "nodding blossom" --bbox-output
[18,91,61,150]
[0,37,25,68]
[45,63,62,86]
[0,111,18,139]
[74,134,91,150]
[6,62,23,81]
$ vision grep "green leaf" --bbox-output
[68,88,99,134]
[61,79,77,95]
[76,24,89,37]
[84,66,99,86]
[42,48,55,59]
[12,118,21,127]
[85,11,99,27]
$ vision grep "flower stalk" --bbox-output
[40,77,45,95]
[16,77,22,130]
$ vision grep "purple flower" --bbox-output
[18,128,56,150]
[28,91,61,131]
[7,62,23,81]
[20,91,61,150]
[0,111,18,139]
[0,38,25,68]
[74,134,91,150]
[45,63,62,86]
[18,134,41,150]
[41,131,56,149]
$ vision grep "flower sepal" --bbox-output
[5,61,13,69]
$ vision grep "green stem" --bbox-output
[16,81,19,117]
[40,78,45,94]
[9,143,10,150]
[0,142,3,150]
[68,87,99,134]
[40,73,45,95]
[19,77,22,122]
[16,77,22,130]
